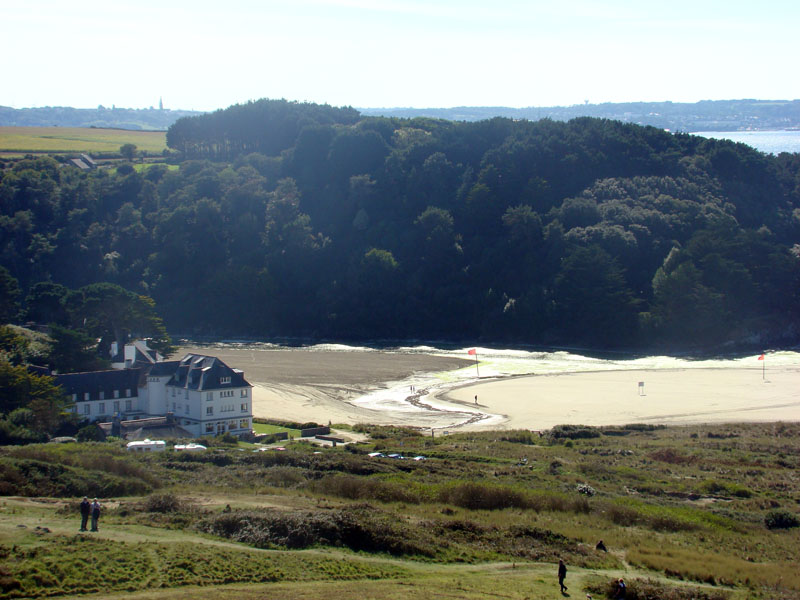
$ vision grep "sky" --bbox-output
[3,0,799,111]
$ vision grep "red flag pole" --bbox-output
[468,349,479,377]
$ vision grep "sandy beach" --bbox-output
[177,344,800,430]
[440,367,800,430]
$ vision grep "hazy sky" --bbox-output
[3,0,798,111]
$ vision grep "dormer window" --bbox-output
[220,376,231,385]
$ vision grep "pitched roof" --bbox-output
[55,369,142,399]
[167,354,251,391]
[147,360,181,377]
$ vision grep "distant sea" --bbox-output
[692,130,800,154]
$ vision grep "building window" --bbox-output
[217,423,225,434]
[185,404,190,414]
[99,391,104,400]
[114,390,120,399]
[125,400,132,411]
[206,392,213,401]
[172,402,176,411]
[220,376,231,385]
[205,423,214,433]
[98,402,105,413]
[241,403,248,412]
[83,404,90,415]
[240,389,248,397]
[125,389,131,398]
[239,419,249,429]
[220,390,234,398]
[113,401,120,412]
[171,388,176,397]
[206,406,213,415]
[84,392,90,401]
[72,393,77,402]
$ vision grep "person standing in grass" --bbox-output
[558,558,568,593]
[79,497,90,531]
[90,498,101,531]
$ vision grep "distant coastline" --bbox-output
[4,98,800,136]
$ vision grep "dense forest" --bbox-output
[2,98,800,350]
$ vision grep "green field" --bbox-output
[0,126,167,155]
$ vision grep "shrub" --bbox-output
[548,424,601,440]
[196,506,436,557]
[650,448,696,465]
[437,482,528,510]
[584,576,730,600]
[764,510,799,530]
[309,474,421,504]
[141,493,184,513]
[499,430,537,444]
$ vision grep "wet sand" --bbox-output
[177,344,471,426]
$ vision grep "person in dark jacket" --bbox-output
[90,498,101,532]
[558,559,568,593]
[79,497,90,531]
[613,578,626,599]
[596,539,608,552]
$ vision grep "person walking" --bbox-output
[79,497,90,531]
[90,498,101,532]
[613,578,626,599]
[558,558,568,593]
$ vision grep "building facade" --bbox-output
[56,350,253,438]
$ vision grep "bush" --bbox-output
[197,505,436,557]
[76,424,105,442]
[585,576,730,600]
[499,430,537,444]
[141,493,184,513]
[764,510,799,530]
[547,424,600,440]
[438,482,528,510]
[309,474,421,503]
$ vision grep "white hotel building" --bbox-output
[56,347,253,438]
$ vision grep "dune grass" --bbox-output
[0,421,797,599]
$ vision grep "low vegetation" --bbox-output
[0,421,798,599]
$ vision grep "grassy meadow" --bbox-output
[0,421,798,599]
[0,126,167,156]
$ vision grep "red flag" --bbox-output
[468,348,477,355]
[758,354,765,360]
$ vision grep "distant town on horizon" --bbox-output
[2,98,800,133]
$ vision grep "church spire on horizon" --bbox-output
[159,96,163,110]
